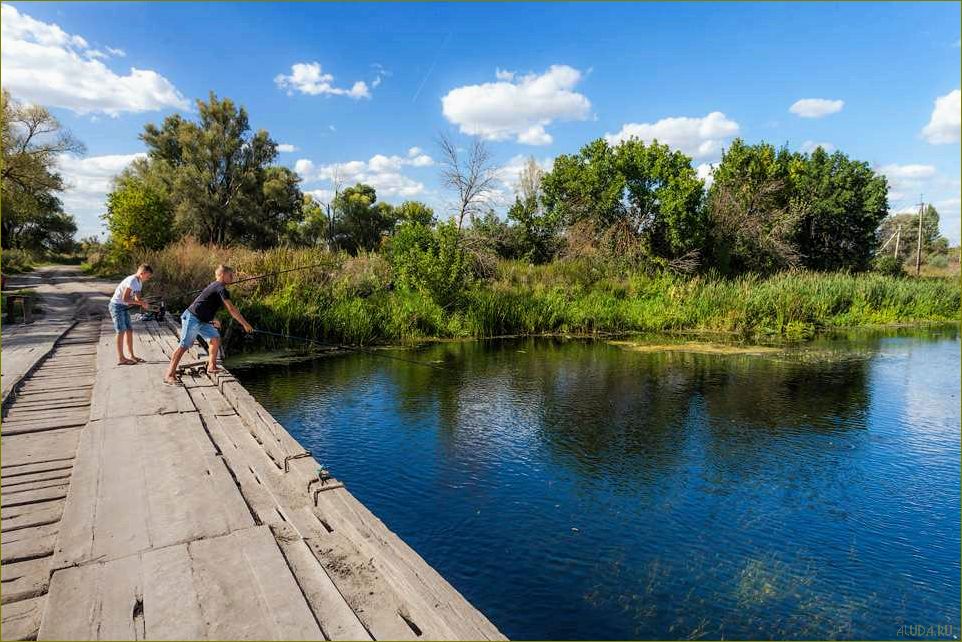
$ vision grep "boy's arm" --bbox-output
[224,300,254,333]
[121,286,147,308]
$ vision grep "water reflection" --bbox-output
[232,325,960,640]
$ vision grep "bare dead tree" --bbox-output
[437,133,499,232]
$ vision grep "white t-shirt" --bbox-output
[110,274,142,305]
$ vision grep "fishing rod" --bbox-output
[142,261,333,304]
[251,328,449,371]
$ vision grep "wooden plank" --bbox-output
[0,485,68,507]
[1,593,44,640]
[0,430,79,467]
[39,554,142,641]
[88,362,193,420]
[1,502,64,532]
[274,534,373,641]
[1,419,86,436]
[185,526,323,640]
[0,555,51,603]
[53,413,254,569]
[0,470,72,488]
[1,522,57,563]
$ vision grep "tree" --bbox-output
[541,138,706,262]
[103,175,175,251]
[1,90,83,251]
[707,140,801,273]
[287,193,330,246]
[138,92,303,247]
[438,134,499,232]
[792,147,888,271]
[877,204,946,264]
[333,184,396,253]
[394,201,435,226]
[390,220,472,308]
[507,157,561,263]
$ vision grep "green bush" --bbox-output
[873,254,905,278]
[389,220,472,309]
[1,249,36,274]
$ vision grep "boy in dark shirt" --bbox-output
[164,264,253,385]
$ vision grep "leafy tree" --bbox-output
[507,157,561,263]
[707,140,801,273]
[390,220,471,308]
[138,92,303,247]
[1,90,83,252]
[103,175,174,251]
[333,184,396,253]
[877,204,946,264]
[287,193,330,246]
[394,200,435,226]
[541,138,706,261]
[792,147,888,271]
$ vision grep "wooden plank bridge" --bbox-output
[0,267,504,641]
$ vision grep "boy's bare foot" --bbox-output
[163,375,181,386]
[118,358,136,365]
[130,357,146,363]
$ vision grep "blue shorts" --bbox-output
[109,302,132,333]
[179,310,220,349]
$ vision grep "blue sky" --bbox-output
[4,2,960,242]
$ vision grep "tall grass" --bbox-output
[114,239,960,347]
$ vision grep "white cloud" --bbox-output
[800,140,836,154]
[604,111,740,160]
[696,162,715,188]
[294,148,435,199]
[878,163,937,181]
[921,89,961,145]
[56,152,146,237]
[441,65,591,145]
[276,143,298,153]
[274,62,372,99]
[1,3,189,116]
[789,98,844,118]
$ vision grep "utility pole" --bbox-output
[915,195,924,276]
[894,225,901,260]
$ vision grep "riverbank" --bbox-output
[90,240,961,347]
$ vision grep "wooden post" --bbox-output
[915,198,924,276]
[894,225,901,260]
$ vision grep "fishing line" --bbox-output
[251,328,449,371]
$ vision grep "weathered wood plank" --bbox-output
[0,431,79,467]
[1,593,44,640]
[1,502,64,532]
[0,555,51,603]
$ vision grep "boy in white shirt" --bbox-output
[109,264,153,365]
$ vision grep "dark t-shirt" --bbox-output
[188,281,230,323]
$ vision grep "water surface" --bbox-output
[233,326,960,640]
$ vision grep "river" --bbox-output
[232,325,960,640]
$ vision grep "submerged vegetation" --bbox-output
[107,239,960,347]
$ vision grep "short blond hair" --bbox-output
[215,264,234,277]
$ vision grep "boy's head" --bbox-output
[136,264,154,282]
[215,264,235,284]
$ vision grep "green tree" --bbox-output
[394,200,435,226]
[139,92,303,247]
[877,204,946,263]
[103,175,174,251]
[541,138,706,261]
[707,139,802,274]
[506,157,561,263]
[792,147,889,271]
[287,193,330,246]
[1,90,83,252]
[333,184,396,253]
[390,219,471,308]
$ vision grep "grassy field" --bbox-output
[92,239,961,347]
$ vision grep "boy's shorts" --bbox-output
[109,302,131,333]
[179,310,220,349]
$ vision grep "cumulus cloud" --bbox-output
[1,4,189,116]
[921,89,961,144]
[294,147,435,199]
[696,163,715,188]
[441,65,591,145]
[789,98,844,118]
[274,62,372,99]
[57,152,146,237]
[604,111,740,160]
[276,143,298,153]
[800,140,836,154]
